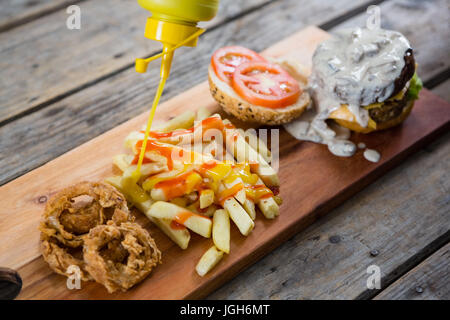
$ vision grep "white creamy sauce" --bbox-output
[284,106,356,157]
[363,149,381,163]
[310,27,411,127]
[283,27,411,159]
[358,142,366,149]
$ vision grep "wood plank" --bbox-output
[0,0,270,124]
[0,0,82,33]
[209,80,450,300]
[209,0,450,300]
[431,79,450,102]
[209,131,450,299]
[0,0,387,185]
[2,0,449,299]
[374,243,450,300]
[0,26,447,299]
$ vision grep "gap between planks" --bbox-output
[424,67,450,89]
[0,0,274,127]
[363,231,450,299]
[373,241,450,300]
[0,0,382,128]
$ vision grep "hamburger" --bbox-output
[310,27,422,133]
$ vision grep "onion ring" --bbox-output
[39,181,131,280]
[83,222,162,293]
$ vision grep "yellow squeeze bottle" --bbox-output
[131,0,220,181]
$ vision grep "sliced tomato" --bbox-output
[232,61,301,108]
[211,46,266,83]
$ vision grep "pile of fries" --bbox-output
[106,107,281,276]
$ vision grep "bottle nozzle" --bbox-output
[160,45,174,79]
[135,27,204,74]
[135,18,205,74]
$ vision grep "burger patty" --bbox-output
[368,91,409,123]
[366,49,415,124]
[391,48,415,99]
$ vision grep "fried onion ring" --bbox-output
[83,222,162,293]
[39,181,132,280]
[40,233,92,281]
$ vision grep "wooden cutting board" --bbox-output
[1,26,449,300]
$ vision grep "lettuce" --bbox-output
[407,72,423,100]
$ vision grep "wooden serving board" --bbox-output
[1,26,449,300]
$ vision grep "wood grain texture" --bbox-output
[0,0,270,124]
[1,0,449,300]
[432,79,450,102]
[209,81,450,300]
[0,0,82,32]
[208,0,450,300]
[0,26,448,299]
[374,243,450,300]
[0,0,388,185]
[209,130,450,299]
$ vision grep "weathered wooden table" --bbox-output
[0,0,448,300]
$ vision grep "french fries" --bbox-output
[223,178,246,204]
[108,108,282,276]
[148,201,212,238]
[254,177,279,219]
[113,154,133,172]
[113,154,167,178]
[143,206,191,250]
[212,209,230,253]
[258,196,279,219]
[199,189,214,209]
[150,171,203,201]
[196,106,213,121]
[124,131,144,151]
[155,110,196,133]
[223,121,279,187]
[105,176,191,249]
[223,197,254,236]
[243,198,256,220]
[274,195,283,205]
[240,128,272,164]
[187,201,217,217]
[195,245,224,277]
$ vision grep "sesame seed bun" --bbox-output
[208,64,311,125]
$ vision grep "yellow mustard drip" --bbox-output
[132,76,168,182]
[203,163,232,192]
[124,179,151,203]
[224,163,259,185]
[131,29,206,183]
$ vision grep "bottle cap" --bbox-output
[145,17,201,46]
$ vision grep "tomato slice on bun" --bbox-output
[211,46,266,83]
[232,61,301,108]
